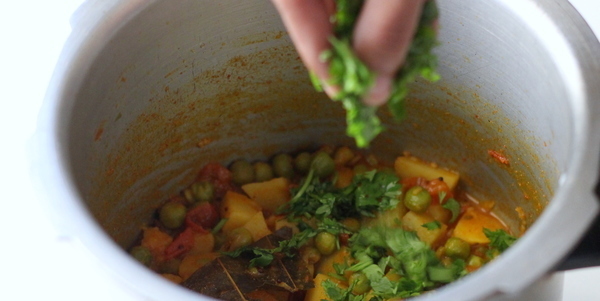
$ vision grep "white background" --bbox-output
[1,1,599,300]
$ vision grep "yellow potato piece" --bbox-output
[453,207,506,244]
[394,156,459,190]
[188,232,215,255]
[241,211,272,242]
[241,177,291,213]
[402,211,448,247]
[162,273,183,284]
[220,191,262,232]
[179,252,220,281]
[141,227,173,261]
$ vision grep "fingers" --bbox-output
[270,0,334,84]
[353,0,426,106]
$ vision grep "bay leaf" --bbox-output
[181,228,314,300]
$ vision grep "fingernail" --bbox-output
[364,76,392,106]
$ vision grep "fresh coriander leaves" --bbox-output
[442,198,461,223]
[317,0,440,147]
[421,220,442,230]
[223,227,317,267]
[282,169,402,221]
[229,169,402,267]
[484,228,518,252]
[345,226,466,299]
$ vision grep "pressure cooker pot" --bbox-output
[36,0,600,300]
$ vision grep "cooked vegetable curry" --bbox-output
[129,146,517,300]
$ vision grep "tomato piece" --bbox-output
[401,177,428,190]
[197,163,236,198]
[339,233,351,247]
[488,149,510,166]
[186,202,219,232]
[164,227,195,260]
[425,178,453,203]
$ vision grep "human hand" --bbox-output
[271,0,429,106]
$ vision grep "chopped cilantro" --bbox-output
[484,228,517,252]
[427,259,467,283]
[228,169,402,267]
[421,221,442,230]
[315,0,440,147]
[442,198,461,223]
[281,169,402,221]
[339,226,466,300]
[223,227,317,267]
[438,191,447,203]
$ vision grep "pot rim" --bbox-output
[34,0,600,300]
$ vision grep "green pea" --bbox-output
[272,153,294,179]
[159,202,187,229]
[404,186,432,213]
[294,152,312,174]
[230,160,255,185]
[341,218,361,233]
[301,246,322,264]
[445,237,471,259]
[130,246,153,267]
[311,152,335,178]
[467,255,484,268]
[315,232,337,255]
[349,272,371,295]
[226,228,254,251]
[191,181,214,202]
[253,162,274,182]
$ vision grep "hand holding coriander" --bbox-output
[271,0,439,147]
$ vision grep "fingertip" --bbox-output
[364,76,392,107]
[323,82,340,99]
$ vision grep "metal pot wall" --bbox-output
[36,0,600,300]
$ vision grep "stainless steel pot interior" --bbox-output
[41,0,600,300]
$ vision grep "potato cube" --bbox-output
[394,156,459,190]
[188,232,215,255]
[141,227,173,261]
[242,211,272,242]
[453,207,506,244]
[179,252,219,280]
[427,203,452,225]
[161,274,183,284]
[241,177,290,213]
[220,191,262,232]
[402,211,448,247]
